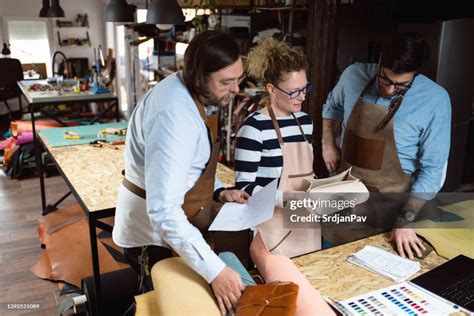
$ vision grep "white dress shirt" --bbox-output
[112,72,225,283]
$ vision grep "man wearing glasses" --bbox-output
[321,34,451,259]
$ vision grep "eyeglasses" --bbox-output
[378,69,414,92]
[218,75,246,89]
[273,82,312,99]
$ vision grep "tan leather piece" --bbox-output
[98,216,115,228]
[236,282,299,316]
[38,204,85,234]
[151,257,221,316]
[38,222,50,244]
[135,291,160,316]
[36,219,121,288]
[339,89,412,193]
[97,231,129,270]
[31,247,53,280]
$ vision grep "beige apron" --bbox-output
[339,75,412,193]
[255,105,321,258]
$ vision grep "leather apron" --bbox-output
[255,105,322,258]
[122,95,220,237]
[327,76,413,244]
[339,75,412,193]
[122,96,251,265]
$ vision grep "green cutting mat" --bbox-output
[39,122,128,147]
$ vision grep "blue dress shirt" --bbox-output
[322,63,451,198]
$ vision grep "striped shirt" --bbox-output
[235,111,313,195]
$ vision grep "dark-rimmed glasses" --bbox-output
[273,82,312,99]
[378,68,414,92]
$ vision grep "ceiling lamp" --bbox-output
[146,0,184,25]
[47,0,65,18]
[39,0,50,18]
[105,0,136,23]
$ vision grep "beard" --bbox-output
[203,89,235,108]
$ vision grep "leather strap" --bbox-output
[267,105,309,146]
[122,177,146,199]
[291,112,309,143]
[359,74,412,131]
[376,94,404,130]
[267,105,284,146]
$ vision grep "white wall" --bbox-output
[0,0,106,68]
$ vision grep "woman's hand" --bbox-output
[219,189,249,204]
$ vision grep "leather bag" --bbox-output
[236,282,299,316]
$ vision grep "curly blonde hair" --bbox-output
[246,37,307,84]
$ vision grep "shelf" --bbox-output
[59,45,91,48]
[57,26,90,29]
[181,5,307,10]
[57,30,91,48]
[253,6,308,11]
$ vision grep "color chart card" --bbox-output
[340,282,458,315]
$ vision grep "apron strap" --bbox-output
[267,105,285,146]
[192,94,218,144]
[291,112,309,143]
[376,93,405,130]
[360,73,412,131]
[359,75,377,99]
[267,105,309,146]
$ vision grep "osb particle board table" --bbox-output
[17,79,120,215]
[292,233,448,301]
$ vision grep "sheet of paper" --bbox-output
[347,245,420,283]
[209,179,277,231]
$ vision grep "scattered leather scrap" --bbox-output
[33,219,121,288]
[38,204,86,234]
[31,247,53,280]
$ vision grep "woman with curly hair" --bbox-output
[235,37,321,258]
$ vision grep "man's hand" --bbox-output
[322,143,341,173]
[211,267,245,316]
[322,118,341,173]
[390,228,425,260]
[219,189,249,204]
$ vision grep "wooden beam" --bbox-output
[304,0,339,178]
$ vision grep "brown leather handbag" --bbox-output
[235,282,299,316]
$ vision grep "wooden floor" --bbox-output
[0,170,76,316]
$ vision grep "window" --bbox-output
[3,19,52,77]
